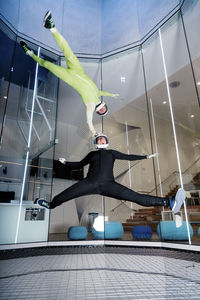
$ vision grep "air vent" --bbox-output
[169,81,180,88]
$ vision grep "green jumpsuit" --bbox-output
[30,29,115,135]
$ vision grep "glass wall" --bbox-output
[0,0,199,246]
[0,20,59,244]
[100,7,200,245]
[48,57,103,241]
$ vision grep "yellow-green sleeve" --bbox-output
[98,90,114,97]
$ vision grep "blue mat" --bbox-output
[68,226,88,240]
[132,225,153,240]
[92,221,124,240]
[157,221,193,240]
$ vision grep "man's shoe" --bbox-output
[20,41,32,55]
[171,188,186,214]
[37,199,50,209]
[43,11,55,29]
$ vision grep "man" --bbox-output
[37,133,186,213]
[20,11,119,136]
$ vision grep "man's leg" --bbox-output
[49,179,96,209]
[43,11,84,72]
[101,181,169,207]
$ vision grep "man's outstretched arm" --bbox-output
[59,152,93,168]
[112,150,159,161]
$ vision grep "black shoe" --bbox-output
[20,41,31,55]
[43,11,55,29]
[37,199,50,209]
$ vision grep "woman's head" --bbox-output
[95,102,108,116]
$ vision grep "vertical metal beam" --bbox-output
[158,29,191,244]
[149,98,163,198]
[125,121,133,212]
[15,47,41,244]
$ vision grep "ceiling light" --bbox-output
[190,114,195,118]
[162,101,167,104]
[3,96,7,99]
[197,82,200,86]
[169,81,180,88]
[120,76,126,83]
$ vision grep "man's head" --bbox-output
[95,102,108,116]
[94,133,109,149]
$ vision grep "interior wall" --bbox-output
[0,0,183,56]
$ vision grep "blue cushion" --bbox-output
[197,227,200,235]
[157,221,193,240]
[68,226,88,240]
[92,221,124,240]
[132,225,153,240]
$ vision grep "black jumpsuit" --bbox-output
[50,149,169,209]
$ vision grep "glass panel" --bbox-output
[49,57,103,241]
[102,48,159,241]
[142,27,184,244]
[0,22,15,140]
[0,24,26,244]
[160,12,200,245]
[181,0,200,104]
[16,45,59,243]
[0,23,59,244]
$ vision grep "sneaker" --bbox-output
[43,11,55,29]
[20,41,32,55]
[37,199,50,209]
[171,188,186,214]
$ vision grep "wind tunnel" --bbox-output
[0,0,200,248]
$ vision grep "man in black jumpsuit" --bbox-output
[37,134,185,213]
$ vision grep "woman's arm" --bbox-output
[86,102,96,135]
[98,90,119,98]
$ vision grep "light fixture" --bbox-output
[3,96,7,99]
[162,101,167,104]
[197,82,200,86]
[190,114,195,118]
[93,215,108,231]
[120,76,126,83]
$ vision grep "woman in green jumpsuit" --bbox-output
[20,11,119,135]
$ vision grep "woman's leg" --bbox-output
[30,53,72,83]
[51,28,84,72]
[101,181,169,207]
[49,179,96,209]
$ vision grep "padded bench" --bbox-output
[67,226,88,240]
[157,221,193,240]
[132,225,153,240]
[92,221,124,240]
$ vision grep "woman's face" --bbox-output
[98,105,107,115]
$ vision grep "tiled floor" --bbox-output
[0,248,200,299]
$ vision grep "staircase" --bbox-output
[122,207,162,232]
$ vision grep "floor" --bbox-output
[0,247,200,299]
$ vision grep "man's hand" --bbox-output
[59,157,67,164]
[147,153,159,159]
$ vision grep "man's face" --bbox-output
[97,137,107,144]
[97,105,107,115]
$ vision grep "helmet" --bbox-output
[95,102,108,116]
[94,133,109,149]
